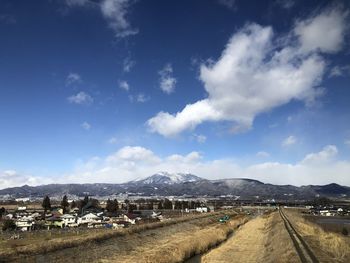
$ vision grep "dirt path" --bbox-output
[284,209,350,263]
[202,212,300,263]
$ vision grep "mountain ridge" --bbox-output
[0,172,349,199]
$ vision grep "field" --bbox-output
[0,210,245,262]
[202,210,299,263]
[1,207,350,263]
[283,208,350,262]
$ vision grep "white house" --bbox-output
[196,207,208,213]
[320,210,335,216]
[61,214,77,227]
[123,214,136,224]
[15,216,34,231]
[15,198,30,202]
[78,213,102,225]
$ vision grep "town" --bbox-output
[0,195,214,232]
[1,194,349,233]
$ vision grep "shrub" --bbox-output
[2,219,16,231]
[341,227,348,236]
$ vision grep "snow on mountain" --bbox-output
[132,172,204,185]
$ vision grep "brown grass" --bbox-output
[114,214,248,263]
[284,209,350,263]
[0,211,236,261]
[203,211,299,263]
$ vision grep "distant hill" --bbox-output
[0,172,349,200]
[131,172,203,185]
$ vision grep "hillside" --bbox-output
[0,172,349,200]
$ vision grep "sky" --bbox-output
[1,0,350,189]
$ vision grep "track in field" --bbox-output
[279,208,319,263]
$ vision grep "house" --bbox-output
[78,213,102,225]
[149,211,163,221]
[15,198,30,202]
[320,210,335,216]
[51,208,64,215]
[196,207,208,213]
[30,212,42,220]
[123,213,137,224]
[17,206,27,211]
[45,216,64,229]
[61,214,77,227]
[15,216,34,231]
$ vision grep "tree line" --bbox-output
[40,195,205,214]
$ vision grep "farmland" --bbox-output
[1,206,350,262]
[0,210,248,262]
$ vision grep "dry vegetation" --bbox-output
[0,211,239,262]
[304,215,350,234]
[114,214,248,263]
[202,211,299,263]
[284,209,350,263]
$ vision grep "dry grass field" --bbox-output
[114,214,248,263]
[1,211,242,262]
[202,211,299,263]
[284,209,350,263]
[3,208,348,263]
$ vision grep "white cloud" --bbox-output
[276,0,295,9]
[67,91,93,105]
[159,64,176,94]
[0,170,52,189]
[81,121,91,130]
[148,18,331,137]
[119,80,130,91]
[66,72,82,86]
[56,145,350,185]
[301,145,337,165]
[148,7,349,138]
[166,152,202,163]
[218,0,236,10]
[100,0,138,38]
[123,57,135,72]
[2,145,350,189]
[105,146,161,165]
[329,65,350,78]
[256,151,270,158]
[65,0,137,38]
[193,134,207,143]
[148,100,220,137]
[282,135,297,147]
[294,7,348,53]
[136,93,150,103]
[128,93,150,103]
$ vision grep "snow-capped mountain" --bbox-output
[1,172,350,199]
[132,172,204,185]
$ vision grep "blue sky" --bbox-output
[1,0,350,188]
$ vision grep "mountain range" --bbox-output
[0,172,349,200]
